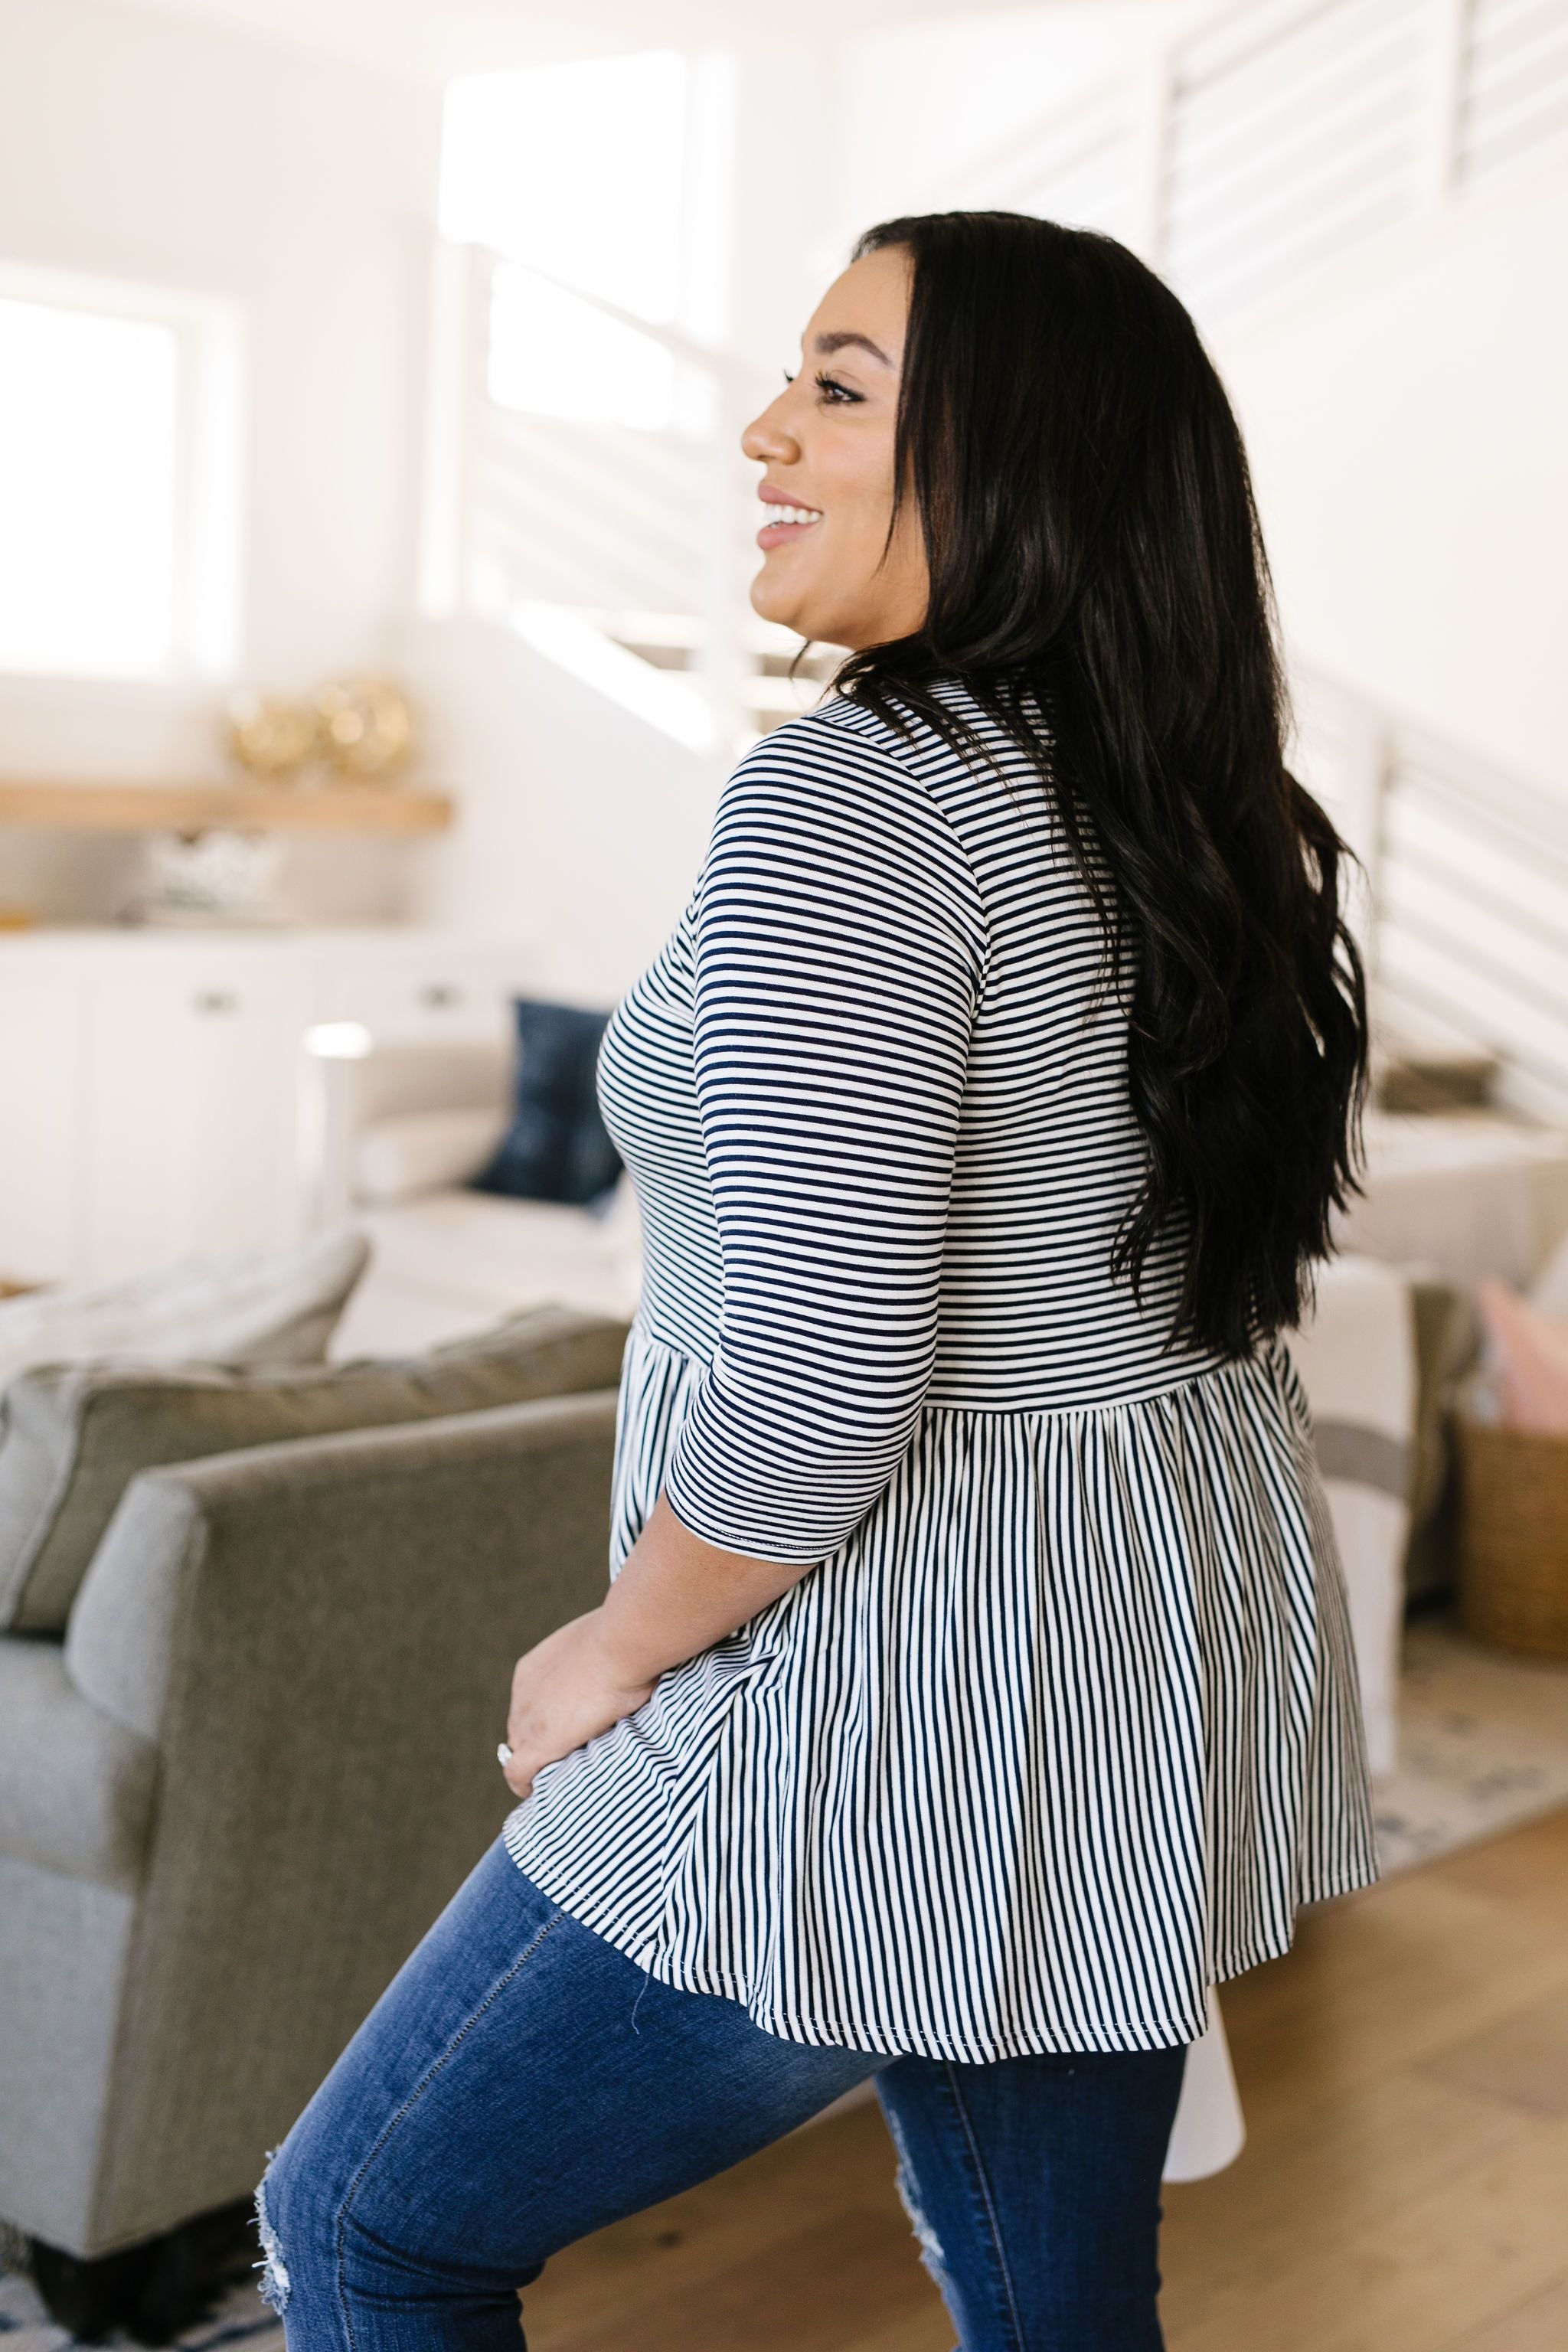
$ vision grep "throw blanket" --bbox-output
[1289,1254,1418,1779]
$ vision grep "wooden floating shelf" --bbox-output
[0,779,454,836]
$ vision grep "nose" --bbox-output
[741,393,800,466]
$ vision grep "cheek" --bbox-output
[828,474,896,565]
[815,430,894,524]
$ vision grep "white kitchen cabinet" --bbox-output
[81,960,312,1279]
[0,929,537,1286]
[309,948,523,1047]
[0,977,86,1284]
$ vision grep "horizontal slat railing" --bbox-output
[1297,671,1568,1122]
[949,0,1568,318]
[423,240,767,749]
[472,416,710,613]
[1462,0,1568,169]
[1165,0,1427,313]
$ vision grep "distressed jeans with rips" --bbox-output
[256,1839,1186,2352]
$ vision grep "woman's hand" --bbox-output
[501,1610,656,1801]
[501,1498,814,1805]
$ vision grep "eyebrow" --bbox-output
[811,329,894,368]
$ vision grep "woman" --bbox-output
[259,212,1374,2352]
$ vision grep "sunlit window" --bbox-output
[441,51,686,318]
[0,297,180,678]
[486,267,678,429]
[0,270,240,683]
[440,51,691,432]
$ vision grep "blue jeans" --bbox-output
[258,1841,1185,2352]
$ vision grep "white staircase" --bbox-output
[952,0,1568,318]
[1298,671,1568,1122]
[420,243,783,761]
[420,0,1568,1120]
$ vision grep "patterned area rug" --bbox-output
[3,1618,1566,2351]
[1371,1614,1568,1873]
[0,2260,279,2352]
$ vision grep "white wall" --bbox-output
[401,615,723,1004]
[830,1,1200,250]
[0,0,440,916]
[723,31,845,383]
[1211,154,1568,798]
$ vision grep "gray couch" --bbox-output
[0,1318,625,2261]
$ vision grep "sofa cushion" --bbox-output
[354,1107,505,1206]
[0,1638,158,1890]
[0,1228,370,1398]
[471,999,622,1207]
[0,1305,629,1636]
[329,1184,643,1359]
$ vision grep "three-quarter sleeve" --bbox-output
[662,717,988,1561]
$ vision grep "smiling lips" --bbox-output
[756,487,822,550]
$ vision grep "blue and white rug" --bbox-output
[1372,1615,1568,1872]
[3,1619,1566,2349]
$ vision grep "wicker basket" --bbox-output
[1455,1412,1568,1658]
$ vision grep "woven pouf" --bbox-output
[1455,1413,1568,1658]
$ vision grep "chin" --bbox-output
[748,564,802,632]
[752,554,842,642]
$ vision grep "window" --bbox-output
[0,265,241,682]
[439,51,731,432]
[485,267,677,430]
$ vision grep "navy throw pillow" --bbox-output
[470,999,622,1207]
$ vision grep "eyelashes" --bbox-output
[781,368,865,406]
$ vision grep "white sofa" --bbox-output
[321,1050,1568,1358]
[309,1040,641,1362]
[1337,1109,1568,1289]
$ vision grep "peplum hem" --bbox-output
[504,1323,1378,2060]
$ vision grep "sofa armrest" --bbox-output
[67,1390,615,1766]
[304,1037,511,1226]
[58,1393,617,2243]
[0,1638,157,1890]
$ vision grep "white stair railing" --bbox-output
[955,0,1568,318]
[420,240,768,753]
[423,0,1567,750]
[1296,669,1568,1122]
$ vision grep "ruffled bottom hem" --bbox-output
[513,1326,1378,2063]
[502,1809,1377,2060]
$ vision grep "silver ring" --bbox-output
[497,1742,513,1768]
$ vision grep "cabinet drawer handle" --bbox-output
[194,990,240,1014]
[420,983,463,1010]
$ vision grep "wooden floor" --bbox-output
[524,1806,1568,2351]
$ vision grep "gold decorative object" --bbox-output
[312,675,415,782]
[225,690,316,782]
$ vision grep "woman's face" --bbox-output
[740,245,929,652]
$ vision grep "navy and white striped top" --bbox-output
[505,684,1377,2060]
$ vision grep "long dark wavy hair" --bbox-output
[836,210,1367,1361]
